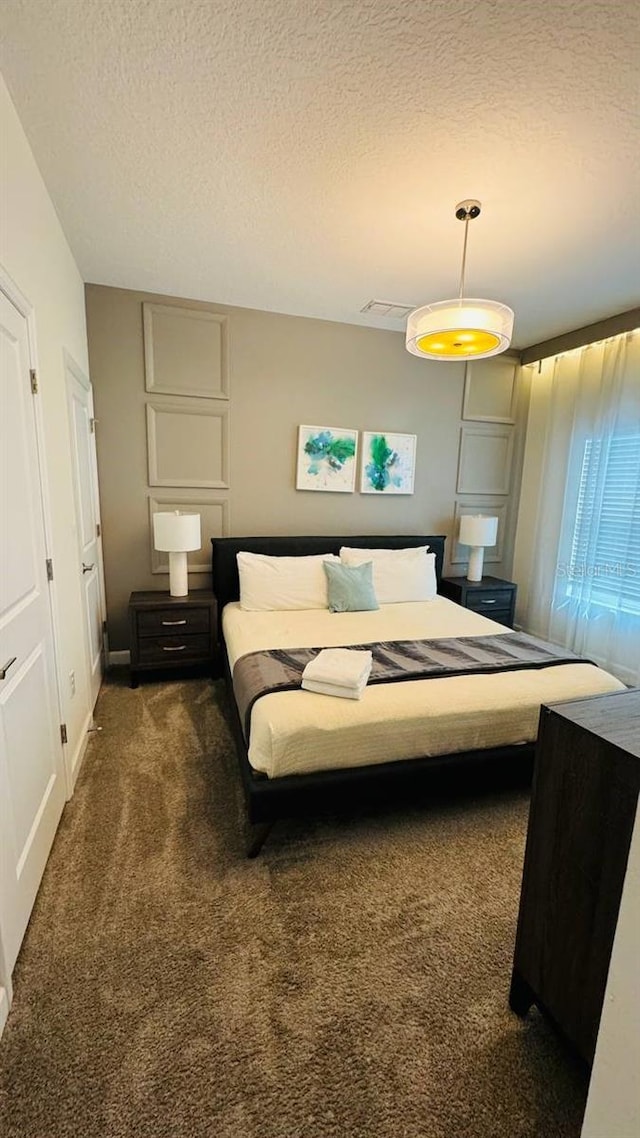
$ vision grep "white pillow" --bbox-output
[340,544,430,563]
[237,551,340,611]
[339,545,436,603]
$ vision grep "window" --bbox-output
[568,434,640,613]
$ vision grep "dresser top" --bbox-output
[546,688,640,758]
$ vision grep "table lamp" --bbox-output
[458,515,498,582]
[153,511,201,597]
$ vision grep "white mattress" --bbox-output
[222,597,625,779]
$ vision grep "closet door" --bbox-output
[0,288,66,973]
[65,355,105,711]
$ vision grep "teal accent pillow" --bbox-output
[323,559,379,613]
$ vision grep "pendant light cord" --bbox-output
[458,218,470,300]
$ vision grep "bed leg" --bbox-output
[246,820,274,858]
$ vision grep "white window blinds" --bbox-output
[569,434,640,611]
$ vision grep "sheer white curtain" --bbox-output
[524,330,640,685]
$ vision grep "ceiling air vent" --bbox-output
[360,299,415,319]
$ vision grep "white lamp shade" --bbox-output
[153,511,201,552]
[406,298,514,361]
[459,514,498,548]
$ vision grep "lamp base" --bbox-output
[168,551,189,597]
[466,546,484,583]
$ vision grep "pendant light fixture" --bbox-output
[406,199,514,361]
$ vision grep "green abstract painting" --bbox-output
[296,425,358,492]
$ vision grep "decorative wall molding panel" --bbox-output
[146,400,229,488]
[148,493,230,574]
[462,356,517,423]
[457,423,514,495]
[451,499,508,564]
[143,303,229,399]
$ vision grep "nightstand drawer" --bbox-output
[137,607,211,637]
[485,609,513,627]
[466,589,513,613]
[136,633,211,665]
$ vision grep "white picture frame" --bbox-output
[360,431,417,495]
[295,425,358,492]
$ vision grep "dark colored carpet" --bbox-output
[0,675,587,1138]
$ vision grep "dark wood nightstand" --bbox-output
[128,590,218,687]
[439,574,517,627]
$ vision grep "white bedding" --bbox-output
[222,597,625,779]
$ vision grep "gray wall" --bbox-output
[85,284,527,649]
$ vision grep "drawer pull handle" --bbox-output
[0,656,17,680]
[482,599,497,604]
[161,619,187,626]
[162,645,187,652]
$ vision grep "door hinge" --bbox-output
[96,522,101,537]
[60,723,68,745]
[30,369,38,394]
[46,558,54,582]
[89,418,97,433]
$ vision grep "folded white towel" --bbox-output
[302,647,373,689]
[301,677,369,700]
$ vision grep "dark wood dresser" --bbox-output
[510,687,640,1064]
[128,590,218,687]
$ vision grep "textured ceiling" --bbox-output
[1,0,639,347]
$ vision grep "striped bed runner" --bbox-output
[232,631,587,742]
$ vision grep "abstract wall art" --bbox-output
[296,425,358,492]
[360,431,417,494]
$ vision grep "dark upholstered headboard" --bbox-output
[211,535,446,616]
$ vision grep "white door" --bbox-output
[0,289,66,973]
[65,355,105,709]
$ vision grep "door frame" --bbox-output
[64,349,107,713]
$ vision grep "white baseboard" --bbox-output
[65,709,93,798]
[108,650,130,666]
[0,985,10,1038]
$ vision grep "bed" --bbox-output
[211,534,625,855]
